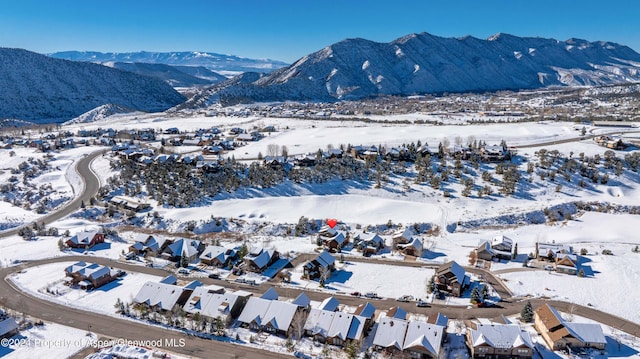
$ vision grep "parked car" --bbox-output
[208,273,220,279]
[178,268,190,275]
[396,295,413,302]
[364,292,379,299]
[350,291,361,297]
[543,265,555,271]
[416,300,430,307]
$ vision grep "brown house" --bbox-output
[65,231,105,249]
[434,261,469,297]
[534,304,606,352]
[64,261,116,289]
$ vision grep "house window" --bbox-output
[517,349,529,354]
[477,347,489,352]
[333,338,343,346]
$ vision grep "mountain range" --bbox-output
[49,51,289,74]
[185,32,640,106]
[0,48,185,123]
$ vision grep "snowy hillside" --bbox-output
[104,62,227,87]
[49,51,289,73]
[0,48,186,123]
[63,104,138,125]
[193,32,640,105]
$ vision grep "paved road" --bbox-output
[0,149,105,238]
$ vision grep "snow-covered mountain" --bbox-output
[0,48,185,123]
[189,32,640,105]
[49,51,289,73]
[104,62,227,87]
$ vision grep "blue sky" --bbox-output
[1,0,638,63]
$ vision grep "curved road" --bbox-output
[0,149,105,238]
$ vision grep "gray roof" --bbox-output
[0,317,18,337]
[166,238,201,258]
[470,324,533,349]
[403,320,446,355]
[373,317,408,349]
[183,286,240,319]
[292,292,311,308]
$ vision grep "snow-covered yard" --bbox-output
[289,260,435,300]
[0,322,90,359]
[9,262,162,316]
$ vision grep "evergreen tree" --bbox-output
[512,243,518,260]
[470,287,481,304]
[521,301,534,322]
[480,285,488,301]
[578,268,585,277]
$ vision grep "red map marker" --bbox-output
[326,218,338,229]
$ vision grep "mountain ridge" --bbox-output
[186,32,640,106]
[0,48,185,123]
[49,51,289,73]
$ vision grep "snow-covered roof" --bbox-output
[318,297,340,311]
[328,232,348,246]
[327,312,354,340]
[403,320,446,355]
[261,287,279,300]
[159,275,177,285]
[0,317,18,337]
[491,235,513,247]
[183,286,239,319]
[387,306,407,320]
[304,308,334,336]
[292,292,311,308]
[565,322,607,344]
[67,231,100,245]
[261,300,299,331]
[199,245,228,262]
[237,297,272,326]
[246,250,272,269]
[316,250,335,268]
[470,324,533,349]
[166,238,201,258]
[133,281,199,311]
[347,315,367,341]
[437,261,466,283]
[373,317,408,349]
[353,302,376,318]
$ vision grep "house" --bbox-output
[65,231,105,249]
[263,156,288,169]
[303,309,367,347]
[372,316,408,354]
[237,296,304,336]
[397,236,423,257]
[353,232,385,255]
[202,145,222,155]
[490,235,513,259]
[392,228,415,249]
[64,261,117,289]
[352,302,376,333]
[387,306,407,320]
[294,153,316,167]
[133,280,202,312]
[183,286,251,324]
[555,253,579,275]
[403,320,447,359]
[162,238,204,262]
[0,316,18,339]
[321,232,348,252]
[536,242,573,261]
[128,235,172,256]
[434,261,470,297]
[534,304,606,351]
[109,195,150,212]
[243,247,280,272]
[199,246,238,268]
[303,250,336,280]
[480,145,508,162]
[467,323,534,359]
[475,241,497,262]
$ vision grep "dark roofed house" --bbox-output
[244,248,280,273]
[435,261,470,297]
[303,250,336,280]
